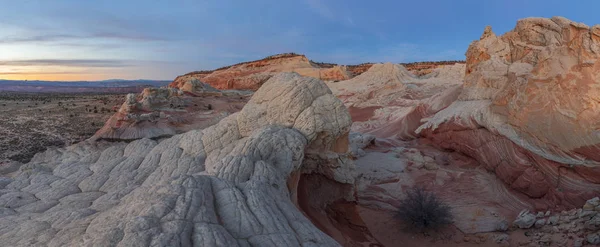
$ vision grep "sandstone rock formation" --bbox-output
[328,62,465,139]
[0,73,377,246]
[330,62,464,107]
[169,54,352,90]
[92,78,250,140]
[415,16,600,208]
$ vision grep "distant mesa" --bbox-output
[169,52,465,91]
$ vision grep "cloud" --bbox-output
[0,34,81,44]
[0,32,166,45]
[0,71,80,75]
[90,32,168,41]
[0,59,131,67]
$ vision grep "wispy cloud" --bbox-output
[0,59,131,67]
[0,71,80,75]
[89,32,167,41]
[0,34,81,44]
[0,32,166,45]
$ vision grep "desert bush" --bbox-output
[396,187,452,232]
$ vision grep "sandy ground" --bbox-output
[0,92,125,163]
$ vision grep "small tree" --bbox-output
[396,187,453,233]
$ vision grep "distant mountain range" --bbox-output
[0,79,171,93]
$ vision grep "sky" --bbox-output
[0,0,599,81]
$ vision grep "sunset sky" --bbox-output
[1,0,599,81]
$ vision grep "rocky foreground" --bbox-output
[1,16,600,246]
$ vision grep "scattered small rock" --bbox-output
[495,220,509,231]
[587,232,600,245]
[585,215,600,230]
[539,234,552,245]
[584,197,600,211]
[424,162,438,170]
[579,210,597,219]
[514,210,537,229]
[548,215,559,225]
[493,234,509,244]
[534,219,546,228]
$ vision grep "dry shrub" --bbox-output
[396,187,453,232]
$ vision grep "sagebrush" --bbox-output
[396,187,453,232]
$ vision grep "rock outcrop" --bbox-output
[92,78,250,140]
[328,62,465,139]
[329,62,465,107]
[0,73,376,246]
[169,54,352,90]
[416,16,600,208]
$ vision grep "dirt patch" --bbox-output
[0,92,126,163]
[348,106,381,122]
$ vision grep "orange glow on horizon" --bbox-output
[0,73,109,81]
